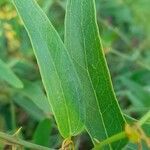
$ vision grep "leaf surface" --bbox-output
[19,80,51,114]
[13,95,46,121]
[64,0,126,148]
[33,118,52,147]
[0,59,23,88]
[12,0,84,138]
[13,80,51,120]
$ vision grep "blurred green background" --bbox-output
[0,0,150,149]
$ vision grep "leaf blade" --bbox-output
[0,59,23,88]
[12,0,84,138]
[64,0,126,148]
[33,118,52,147]
[13,95,46,121]
[19,80,51,114]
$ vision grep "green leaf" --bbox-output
[0,59,23,88]
[12,0,84,138]
[33,118,52,147]
[13,95,47,121]
[19,80,51,114]
[64,0,126,148]
[42,0,53,14]
[13,80,52,120]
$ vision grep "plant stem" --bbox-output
[138,110,150,126]
[98,18,131,48]
[93,132,126,149]
[10,100,16,131]
[93,111,150,149]
[0,131,54,150]
[110,49,150,71]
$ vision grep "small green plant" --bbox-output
[0,0,150,149]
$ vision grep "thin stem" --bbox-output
[98,18,131,48]
[138,110,150,126]
[110,48,134,61]
[124,106,150,114]
[0,131,54,150]
[110,48,150,71]
[93,110,150,149]
[136,61,150,71]
[10,100,16,131]
[93,132,126,149]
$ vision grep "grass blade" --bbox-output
[0,59,23,88]
[19,80,51,114]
